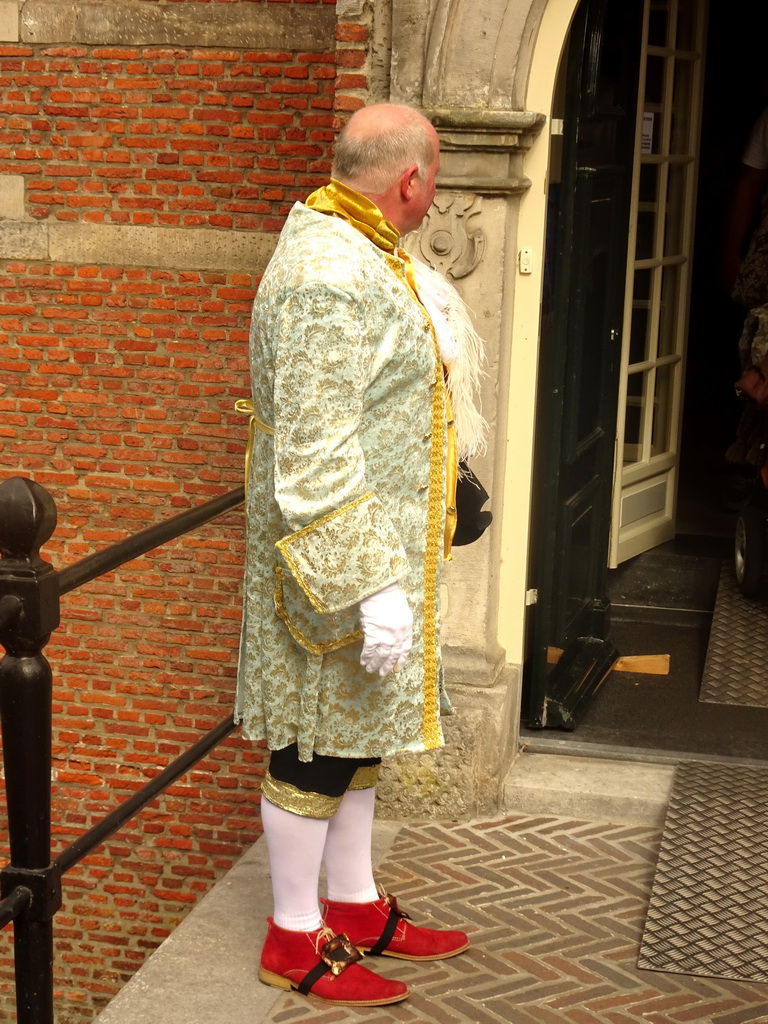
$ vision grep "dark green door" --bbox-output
[525,0,643,729]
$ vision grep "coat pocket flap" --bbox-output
[275,492,409,613]
[275,567,362,655]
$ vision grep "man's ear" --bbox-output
[400,164,420,200]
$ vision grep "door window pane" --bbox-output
[623,369,648,464]
[658,263,682,357]
[639,160,659,203]
[629,268,653,364]
[651,361,675,456]
[637,155,660,261]
[674,0,697,50]
[636,205,658,260]
[645,55,665,110]
[631,303,651,365]
[663,163,687,256]
[671,60,694,154]
[622,363,676,463]
[647,3,669,48]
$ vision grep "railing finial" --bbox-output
[0,477,57,563]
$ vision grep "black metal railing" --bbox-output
[0,475,245,1024]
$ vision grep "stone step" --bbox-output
[94,754,673,1024]
[502,751,674,826]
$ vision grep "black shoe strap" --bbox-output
[368,906,402,956]
[297,959,329,995]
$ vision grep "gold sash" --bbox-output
[234,398,272,492]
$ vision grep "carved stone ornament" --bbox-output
[409,193,485,281]
[391,0,542,114]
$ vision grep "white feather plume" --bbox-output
[410,258,488,465]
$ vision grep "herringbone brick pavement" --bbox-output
[260,815,768,1024]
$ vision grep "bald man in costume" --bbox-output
[236,102,486,1005]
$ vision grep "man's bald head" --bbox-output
[331,103,438,196]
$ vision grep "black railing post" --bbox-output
[0,477,245,1019]
[0,477,61,1024]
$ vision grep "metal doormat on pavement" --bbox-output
[638,760,768,983]
[700,560,768,708]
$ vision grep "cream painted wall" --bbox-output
[496,0,579,665]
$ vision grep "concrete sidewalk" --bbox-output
[94,754,768,1024]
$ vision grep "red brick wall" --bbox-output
[0,0,372,1018]
[334,18,370,114]
[5,44,336,228]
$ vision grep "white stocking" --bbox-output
[260,795,328,931]
[323,787,379,903]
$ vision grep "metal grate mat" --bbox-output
[700,561,768,708]
[638,760,768,983]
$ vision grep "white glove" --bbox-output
[359,583,413,677]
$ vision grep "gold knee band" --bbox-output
[348,764,380,790]
[262,773,342,819]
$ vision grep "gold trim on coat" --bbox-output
[276,492,378,613]
[382,254,446,751]
[348,764,380,790]
[422,320,446,750]
[274,567,363,655]
[262,774,342,818]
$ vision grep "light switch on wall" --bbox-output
[519,247,533,274]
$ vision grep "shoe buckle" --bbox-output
[320,933,364,976]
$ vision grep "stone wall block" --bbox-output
[376,669,520,818]
[0,176,25,221]
[0,220,48,260]
[48,223,276,275]
[22,0,335,51]
[0,0,18,41]
[336,0,368,17]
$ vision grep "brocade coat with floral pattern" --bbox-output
[235,202,450,761]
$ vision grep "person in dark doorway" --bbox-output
[235,103,488,1005]
[721,103,768,507]
[722,103,768,305]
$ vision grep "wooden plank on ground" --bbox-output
[547,647,669,675]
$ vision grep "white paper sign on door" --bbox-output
[642,112,654,154]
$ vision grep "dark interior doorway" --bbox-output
[521,0,768,763]
[681,0,768,517]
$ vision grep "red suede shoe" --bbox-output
[258,918,409,1005]
[321,892,470,961]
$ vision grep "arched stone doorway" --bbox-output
[378,0,575,813]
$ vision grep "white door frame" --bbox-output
[497,0,580,665]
